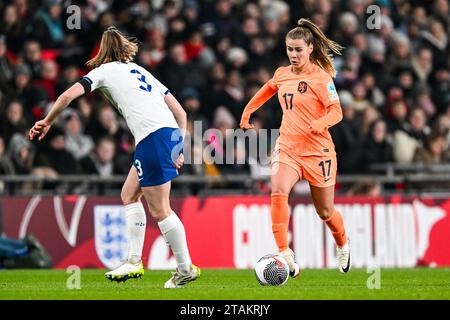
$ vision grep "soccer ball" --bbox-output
[254,254,289,286]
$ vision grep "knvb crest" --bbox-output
[298,81,308,93]
[94,205,128,269]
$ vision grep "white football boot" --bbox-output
[337,238,351,273]
[105,260,144,282]
[279,248,300,278]
[164,264,201,288]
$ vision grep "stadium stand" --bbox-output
[0,0,449,196]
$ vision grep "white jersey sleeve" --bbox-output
[82,65,106,92]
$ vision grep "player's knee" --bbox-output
[121,189,141,205]
[317,206,334,220]
[271,185,290,194]
[147,203,171,221]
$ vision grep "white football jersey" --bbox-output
[83,61,179,145]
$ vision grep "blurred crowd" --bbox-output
[0,0,449,191]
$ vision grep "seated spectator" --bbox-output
[32,0,65,48]
[11,64,47,120]
[33,59,59,102]
[429,64,450,115]
[21,40,43,78]
[421,18,448,69]
[7,133,35,175]
[392,67,416,104]
[61,109,94,161]
[347,179,382,197]
[413,133,448,164]
[350,81,371,112]
[0,136,14,175]
[205,106,236,165]
[33,126,79,175]
[357,119,394,172]
[0,34,14,104]
[414,85,436,118]
[387,32,412,74]
[86,103,127,147]
[214,69,245,121]
[386,98,409,133]
[393,108,430,163]
[55,65,80,96]
[0,100,29,146]
[80,136,116,177]
[330,91,360,173]
[410,47,433,87]
[361,72,385,109]
[358,105,380,135]
[180,87,209,131]
[0,4,26,53]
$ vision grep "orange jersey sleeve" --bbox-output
[273,64,342,156]
[313,77,343,129]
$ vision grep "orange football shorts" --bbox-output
[271,141,337,188]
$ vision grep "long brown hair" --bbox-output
[86,26,139,68]
[286,18,343,77]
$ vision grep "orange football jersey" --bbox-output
[268,64,342,156]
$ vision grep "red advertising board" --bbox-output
[1,195,449,269]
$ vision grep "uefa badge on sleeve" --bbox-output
[326,82,339,101]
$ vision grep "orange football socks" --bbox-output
[271,193,290,252]
[322,209,347,247]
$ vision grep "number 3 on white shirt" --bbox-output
[130,69,152,92]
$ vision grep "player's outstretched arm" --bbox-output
[165,93,187,141]
[165,93,187,170]
[240,82,277,129]
[29,82,85,141]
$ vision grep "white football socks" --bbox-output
[158,213,192,275]
[125,202,146,264]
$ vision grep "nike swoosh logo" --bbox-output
[342,252,351,273]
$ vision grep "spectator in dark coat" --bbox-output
[8,133,35,175]
[0,100,29,148]
[80,136,116,177]
[154,43,204,97]
[329,91,361,173]
[32,0,65,48]
[33,126,79,174]
[358,120,394,172]
[11,64,47,121]
[0,136,14,175]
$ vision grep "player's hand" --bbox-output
[173,153,184,169]
[29,119,52,141]
[240,121,255,130]
[309,119,327,134]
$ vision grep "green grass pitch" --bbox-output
[1,268,449,300]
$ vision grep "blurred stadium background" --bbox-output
[0,0,449,276]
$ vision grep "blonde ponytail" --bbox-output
[286,18,343,77]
